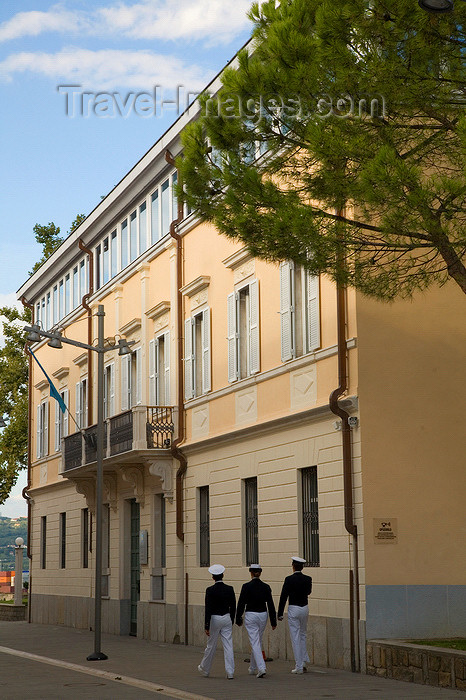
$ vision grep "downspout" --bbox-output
[165,149,189,645]
[165,150,187,542]
[329,278,360,672]
[20,296,33,623]
[78,240,94,426]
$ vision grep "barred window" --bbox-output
[244,477,259,566]
[199,486,210,568]
[301,466,320,566]
[40,516,47,569]
[59,512,66,569]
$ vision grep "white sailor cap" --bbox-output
[249,563,262,570]
[208,564,225,575]
[291,556,306,563]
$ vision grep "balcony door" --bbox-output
[129,499,140,636]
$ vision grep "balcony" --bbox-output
[62,406,175,473]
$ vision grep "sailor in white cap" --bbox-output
[277,556,312,674]
[198,564,236,679]
[236,564,276,678]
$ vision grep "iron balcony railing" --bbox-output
[62,405,175,472]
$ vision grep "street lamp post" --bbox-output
[25,305,133,661]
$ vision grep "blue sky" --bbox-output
[0,0,255,517]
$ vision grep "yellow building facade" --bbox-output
[17,77,466,674]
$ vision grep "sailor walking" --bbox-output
[198,564,236,679]
[277,556,312,674]
[236,564,276,678]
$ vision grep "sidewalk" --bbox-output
[0,621,464,700]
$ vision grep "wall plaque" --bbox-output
[373,518,398,544]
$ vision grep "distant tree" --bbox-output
[178,0,466,300]
[0,216,85,504]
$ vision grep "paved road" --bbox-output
[0,621,464,699]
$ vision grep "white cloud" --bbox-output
[0,471,28,519]
[0,1,254,45]
[0,48,210,91]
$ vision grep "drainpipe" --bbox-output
[20,296,33,623]
[165,150,187,542]
[78,240,94,426]
[329,279,360,672]
[166,150,189,645]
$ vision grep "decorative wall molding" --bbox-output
[35,379,49,392]
[70,477,96,512]
[145,301,170,321]
[181,276,210,298]
[52,366,69,381]
[119,318,142,336]
[148,460,173,501]
[121,466,145,505]
[103,472,118,512]
[222,247,253,270]
[73,352,88,368]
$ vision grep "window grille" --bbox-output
[59,512,66,568]
[199,486,210,567]
[40,516,47,569]
[302,466,320,566]
[245,477,259,565]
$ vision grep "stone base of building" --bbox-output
[367,640,466,693]
[30,593,361,672]
[0,604,27,621]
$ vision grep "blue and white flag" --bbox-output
[28,347,67,414]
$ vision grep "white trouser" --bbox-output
[244,610,268,673]
[200,614,234,675]
[288,604,309,670]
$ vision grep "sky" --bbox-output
[0,0,256,518]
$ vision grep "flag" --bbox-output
[28,347,67,414]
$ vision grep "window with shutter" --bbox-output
[227,292,237,383]
[280,263,320,360]
[164,331,170,404]
[301,466,320,567]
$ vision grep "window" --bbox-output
[121,219,128,269]
[103,364,115,419]
[59,279,64,319]
[82,508,89,568]
[59,512,66,568]
[54,389,69,451]
[102,504,110,596]
[184,309,211,399]
[111,230,118,278]
[65,273,71,315]
[199,486,210,567]
[139,202,147,255]
[36,400,49,459]
[53,285,58,325]
[301,466,320,567]
[151,191,160,244]
[149,332,170,405]
[102,237,110,285]
[46,292,51,329]
[172,171,178,220]
[227,281,260,382]
[72,267,79,310]
[76,378,88,428]
[80,260,86,300]
[121,349,141,411]
[244,477,258,565]
[130,210,138,262]
[40,516,47,569]
[161,178,170,236]
[151,494,166,600]
[280,261,320,361]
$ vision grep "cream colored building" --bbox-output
[17,72,466,674]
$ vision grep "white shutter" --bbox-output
[82,380,88,428]
[55,399,60,452]
[306,272,320,351]
[75,382,81,427]
[164,331,170,404]
[121,355,129,411]
[135,348,142,405]
[63,389,69,437]
[227,292,237,382]
[149,339,156,405]
[184,318,193,400]
[36,404,41,459]
[280,261,294,361]
[201,308,211,394]
[109,366,115,417]
[249,280,260,375]
[44,402,49,456]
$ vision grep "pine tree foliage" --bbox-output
[178,0,466,300]
[0,216,85,504]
